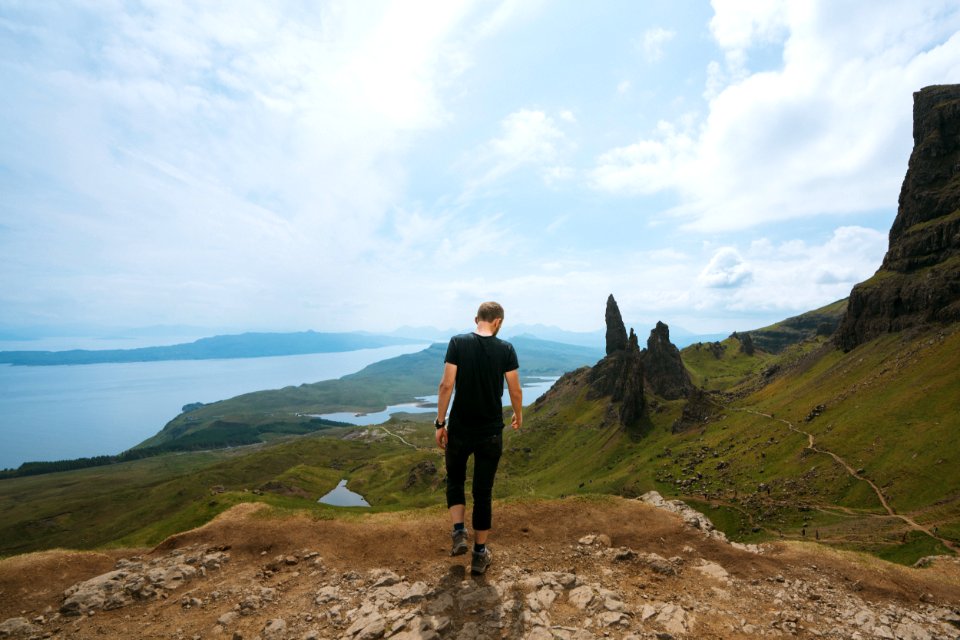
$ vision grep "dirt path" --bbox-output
[378,426,419,449]
[735,407,959,553]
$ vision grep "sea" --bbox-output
[0,343,429,470]
[0,342,558,471]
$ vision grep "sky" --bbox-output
[2,1,959,341]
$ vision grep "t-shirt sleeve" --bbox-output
[444,337,459,365]
[504,343,519,373]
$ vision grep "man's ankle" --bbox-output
[473,542,485,553]
[453,522,465,532]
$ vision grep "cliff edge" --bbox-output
[836,84,960,350]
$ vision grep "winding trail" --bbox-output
[733,407,958,553]
[378,426,418,449]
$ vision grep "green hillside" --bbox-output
[0,422,443,556]
[748,299,848,353]
[1,320,957,566]
[681,336,773,391]
[137,336,602,451]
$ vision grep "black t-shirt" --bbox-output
[444,332,519,435]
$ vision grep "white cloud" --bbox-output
[590,0,960,231]
[590,119,695,194]
[693,226,887,318]
[464,109,573,191]
[617,79,632,95]
[473,0,547,40]
[640,26,676,62]
[533,225,884,333]
[1,2,542,331]
[699,247,753,288]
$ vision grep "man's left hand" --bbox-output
[436,426,448,450]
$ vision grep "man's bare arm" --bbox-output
[505,369,523,430]
[436,362,457,449]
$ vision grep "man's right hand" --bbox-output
[511,413,522,430]
[436,426,448,450]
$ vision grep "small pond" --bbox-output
[314,376,559,426]
[318,479,371,507]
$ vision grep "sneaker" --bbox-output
[470,547,492,575]
[451,529,468,556]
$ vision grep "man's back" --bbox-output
[445,332,518,434]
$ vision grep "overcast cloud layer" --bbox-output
[2,1,958,339]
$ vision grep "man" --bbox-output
[435,301,522,575]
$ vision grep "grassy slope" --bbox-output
[681,336,774,390]
[0,422,447,556]
[748,328,960,519]
[747,299,848,353]
[139,338,602,450]
[2,324,957,565]
[662,326,960,559]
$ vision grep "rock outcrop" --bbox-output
[670,387,719,433]
[732,331,755,355]
[587,296,646,427]
[588,299,698,426]
[3,498,958,640]
[640,321,693,400]
[59,546,230,616]
[604,295,628,355]
[586,344,645,427]
[836,84,960,350]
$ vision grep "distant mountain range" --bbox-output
[0,325,729,366]
[0,331,423,366]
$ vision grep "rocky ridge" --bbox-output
[836,84,960,350]
[2,496,958,640]
[583,297,696,429]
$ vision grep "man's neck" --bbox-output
[474,320,499,337]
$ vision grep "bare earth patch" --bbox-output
[1,496,957,639]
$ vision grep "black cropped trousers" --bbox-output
[444,430,503,531]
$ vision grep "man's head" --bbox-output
[475,301,505,335]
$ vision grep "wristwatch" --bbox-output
[434,418,446,430]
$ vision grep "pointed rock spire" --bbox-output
[642,321,693,400]
[605,294,628,355]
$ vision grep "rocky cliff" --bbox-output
[640,322,694,400]
[586,344,645,427]
[587,296,645,427]
[836,84,960,351]
[604,294,628,355]
[586,297,695,427]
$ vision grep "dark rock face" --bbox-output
[836,85,960,351]
[671,388,719,433]
[586,344,645,427]
[641,322,693,400]
[605,294,628,355]
[576,301,698,428]
[732,331,755,355]
[404,460,436,489]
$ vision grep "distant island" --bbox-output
[0,331,423,366]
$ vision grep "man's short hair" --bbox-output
[476,301,505,322]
